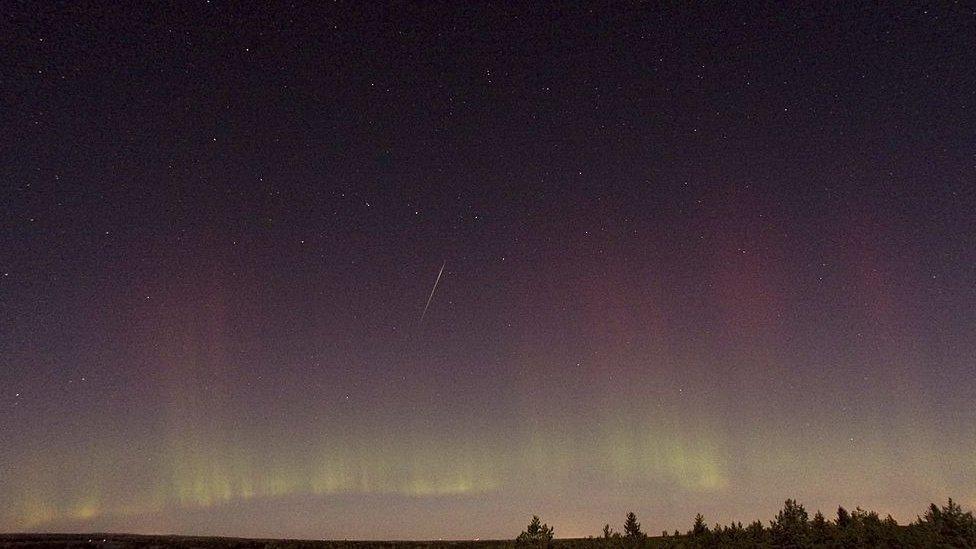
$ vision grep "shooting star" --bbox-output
[420,261,446,322]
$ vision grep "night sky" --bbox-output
[2,2,975,540]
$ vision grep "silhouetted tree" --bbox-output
[707,521,745,547]
[745,520,767,544]
[643,498,973,549]
[916,498,976,547]
[516,515,554,548]
[686,513,713,546]
[624,511,645,540]
[692,513,709,536]
[836,506,852,529]
[770,498,810,547]
[880,514,902,546]
[850,507,884,546]
[810,510,830,544]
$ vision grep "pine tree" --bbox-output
[917,498,976,547]
[746,520,766,543]
[692,513,708,536]
[881,514,901,545]
[811,510,830,544]
[516,515,554,548]
[624,511,645,539]
[725,521,745,543]
[848,508,883,546]
[836,506,852,529]
[770,498,810,547]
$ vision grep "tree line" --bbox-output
[516,498,975,548]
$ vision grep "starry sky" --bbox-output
[2,1,975,541]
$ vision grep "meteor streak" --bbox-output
[420,261,446,322]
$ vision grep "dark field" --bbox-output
[2,499,972,548]
[0,535,671,549]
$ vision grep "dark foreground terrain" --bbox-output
[0,534,510,549]
[0,534,640,549]
[3,498,973,548]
